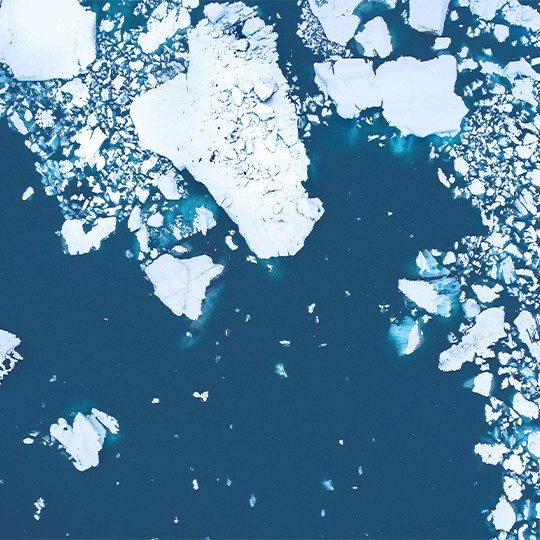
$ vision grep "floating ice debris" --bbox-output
[490,496,516,532]
[49,408,119,472]
[274,363,287,378]
[389,316,423,356]
[306,0,360,46]
[192,207,216,236]
[471,372,493,397]
[438,307,506,372]
[131,2,324,259]
[0,329,22,383]
[408,0,450,36]
[138,2,191,54]
[21,186,34,201]
[225,233,238,251]
[23,437,34,445]
[249,493,256,507]
[354,17,393,59]
[321,509,326,518]
[0,0,96,81]
[61,218,117,256]
[279,340,291,347]
[151,397,160,404]
[322,479,334,492]
[192,479,199,490]
[376,56,468,137]
[315,56,468,137]
[193,391,209,402]
[144,254,224,320]
[398,277,458,318]
[33,497,45,521]
[469,0,540,31]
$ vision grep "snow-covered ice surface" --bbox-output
[0,0,96,81]
[49,408,119,471]
[131,2,324,259]
[0,329,22,383]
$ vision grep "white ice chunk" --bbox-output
[0,0,96,81]
[472,283,502,303]
[354,17,393,59]
[131,4,324,259]
[376,55,467,137]
[472,372,493,397]
[514,311,540,362]
[398,278,454,317]
[408,0,450,36]
[491,497,516,533]
[307,0,361,45]
[21,186,34,201]
[90,408,120,435]
[193,207,217,236]
[138,2,190,53]
[474,442,509,465]
[512,393,539,419]
[439,307,506,372]
[144,254,224,320]
[61,217,117,256]
[0,329,22,383]
[50,413,103,472]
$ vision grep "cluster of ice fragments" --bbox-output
[386,0,540,537]
[49,408,119,472]
[0,0,324,320]
[0,329,23,383]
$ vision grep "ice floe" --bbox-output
[315,55,468,137]
[131,3,324,259]
[408,0,450,36]
[144,254,224,320]
[49,408,119,471]
[0,329,22,383]
[354,17,393,59]
[0,0,96,81]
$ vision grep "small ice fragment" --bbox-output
[21,186,34,201]
[249,493,256,507]
[193,391,209,402]
[279,340,291,347]
[192,479,199,490]
[151,397,160,404]
[322,479,334,492]
[23,437,34,445]
[275,363,288,378]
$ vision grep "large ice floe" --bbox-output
[408,0,450,36]
[49,408,119,472]
[0,0,96,81]
[144,254,224,319]
[0,329,22,383]
[314,55,468,137]
[131,2,324,259]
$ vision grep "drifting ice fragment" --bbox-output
[144,254,224,320]
[389,317,423,356]
[354,17,393,59]
[61,218,117,256]
[0,329,22,383]
[491,497,516,532]
[0,0,96,81]
[307,0,361,45]
[408,0,451,36]
[49,408,119,472]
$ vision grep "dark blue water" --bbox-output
[0,99,500,539]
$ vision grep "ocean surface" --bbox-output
[0,2,503,538]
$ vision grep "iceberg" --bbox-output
[354,17,393,59]
[408,0,450,36]
[61,217,117,256]
[307,0,361,46]
[389,316,423,356]
[398,277,458,317]
[131,3,324,259]
[315,55,468,137]
[491,497,516,532]
[376,55,468,137]
[50,409,119,472]
[144,254,224,320]
[0,329,22,383]
[0,0,96,81]
[439,307,506,372]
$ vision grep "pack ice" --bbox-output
[0,329,22,383]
